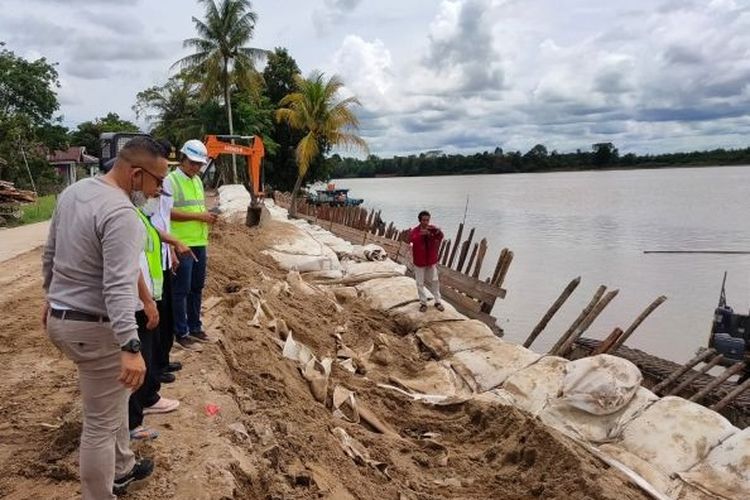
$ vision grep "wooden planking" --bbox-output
[472,239,488,279]
[440,286,483,313]
[439,265,507,301]
[448,223,464,268]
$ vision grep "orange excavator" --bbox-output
[203,134,265,201]
[100,132,266,225]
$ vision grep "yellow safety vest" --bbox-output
[135,209,164,301]
[169,170,208,247]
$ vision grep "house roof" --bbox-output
[48,146,98,165]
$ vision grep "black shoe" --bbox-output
[159,372,176,384]
[166,361,183,372]
[189,330,214,343]
[113,458,154,495]
[175,336,203,352]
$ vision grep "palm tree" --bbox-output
[276,71,368,217]
[173,0,265,182]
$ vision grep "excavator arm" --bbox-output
[203,135,265,200]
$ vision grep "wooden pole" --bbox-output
[591,327,624,356]
[644,250,750,255]
[524,277,581,348]
[549,285,606,355]
[441,240,451,266]
[465,243,479,277]
[495,250,514,288]
[667,354,725,396]
[609,296,667,353]
[456,228,475,273]
[448,223,464,269]
[689,362,747,403]
[710,374,750,411]
[652,349,717,395]
[472,238,488,279]
[557,289,620,357]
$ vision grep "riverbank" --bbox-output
[0,216,650,499]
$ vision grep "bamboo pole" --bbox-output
[549,285,606,355]
[668,354,725,396]
[644,250,750,255]
[710,374,750,411]
[652,349,717,395]
[524,277,581,348]
[591,327,624,356]
[609,296,667,353]
[689,362,748,403]
[557,289,620,357]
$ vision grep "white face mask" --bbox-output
[142,197,160,216]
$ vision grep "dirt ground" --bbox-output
[0,221,650,499]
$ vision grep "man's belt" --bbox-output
[50,309,109,323]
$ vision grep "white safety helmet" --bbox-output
[180,139,209,165]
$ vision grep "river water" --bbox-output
[333,166,750,363]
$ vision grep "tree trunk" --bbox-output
[223,61,238,184]
[289,173,304,218]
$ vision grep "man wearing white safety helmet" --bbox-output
[167,140,218,352]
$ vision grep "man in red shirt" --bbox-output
[409,210,445,312]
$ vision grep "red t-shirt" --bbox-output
[410,225,444,267]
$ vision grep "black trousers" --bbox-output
[154,271,174,376]
[128,310,161,430]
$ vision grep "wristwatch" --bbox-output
[121,339,142,353]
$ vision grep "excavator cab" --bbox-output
[99,132,150,172]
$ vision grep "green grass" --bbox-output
[15,194,57,226]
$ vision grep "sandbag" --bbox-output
[217,184,251,217]
[416,320,497,359]
[388,301,464,331]
[617,396,738,475]
[448,339,540,393]
[597,444,677,498]
[678,426,750,500]
[539,387,658,443]
[356,276,422,311]
[264,249,340,273]
[559,354,642,415]
[341,259,406,280]
[490,356,569,416]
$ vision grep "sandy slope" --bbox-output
[0,223,649,499]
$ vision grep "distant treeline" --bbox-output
[329,143,750,178]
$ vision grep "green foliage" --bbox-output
[0,43,65,192]
[331,143,750,179]
[12,194,57,226]
[275,71,368,215]
[0,42,59,125]
[69,113,139,158]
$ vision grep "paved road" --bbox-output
[0,221,51,263]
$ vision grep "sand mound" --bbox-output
[0,224,648,499]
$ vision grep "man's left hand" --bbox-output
[144,299,159,330]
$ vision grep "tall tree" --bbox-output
[69,113,139,158]
[0,43,62,190]
[275,71,368,216]
[174,0,266,182]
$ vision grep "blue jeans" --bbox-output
[172,246,207,339]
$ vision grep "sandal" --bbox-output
[419,303,428,313]
[435,303,445,312]
[130,426,159,441]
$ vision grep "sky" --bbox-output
[3,0,750,157]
